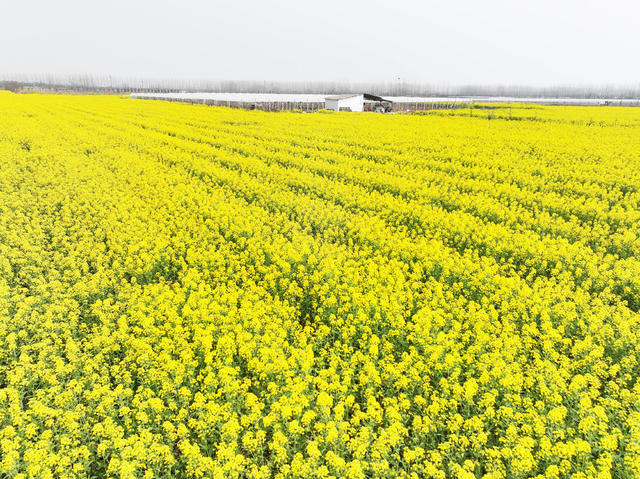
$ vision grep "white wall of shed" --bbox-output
[324,95,364,112]
[340,95,364,112]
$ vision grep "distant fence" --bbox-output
[392,102,471,112]
[138,95,471,113]
[141,96,324,112]
[132,95,640,114]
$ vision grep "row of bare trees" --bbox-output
[2,73,640,99]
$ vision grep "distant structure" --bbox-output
[0,81,20,92]
[128,92,640,112]
[324,94,392,112]
[131,92,325,112]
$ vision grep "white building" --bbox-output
[325,94,365,112]
[324,93,392,112]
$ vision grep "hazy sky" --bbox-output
[2,0,639,85]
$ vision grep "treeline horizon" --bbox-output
[2,73,640,99]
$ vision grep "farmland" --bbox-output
[1,92,640,478]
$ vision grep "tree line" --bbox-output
[2,74,640,99]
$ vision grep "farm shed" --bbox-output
[324,94,392,112]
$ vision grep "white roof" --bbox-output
[325,94,361,100]
[131,92,327,103]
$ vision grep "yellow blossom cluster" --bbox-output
[1,92,639,478]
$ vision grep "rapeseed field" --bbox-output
[1,92,639,478]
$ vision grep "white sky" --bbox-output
[1,0,639,86]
